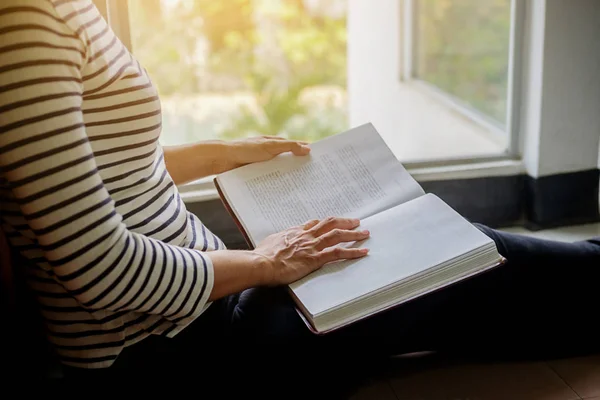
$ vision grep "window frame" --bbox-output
[105,0,132,51]
[101,0,530,203]
[400,0,526,161]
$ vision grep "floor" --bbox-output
[350,223,600,400]
[352,355,600,400]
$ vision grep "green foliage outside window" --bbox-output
[128,0,511,144]
[129,0,347,143]
[415,0,511,125]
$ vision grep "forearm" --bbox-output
[163,141,236,185]
[207,250,269,301]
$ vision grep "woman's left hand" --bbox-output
[163,136,311,185]
[226,136,311,169]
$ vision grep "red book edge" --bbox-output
[214,176,255,250]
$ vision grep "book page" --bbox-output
[217,123,425,245]
[289,194,495,316]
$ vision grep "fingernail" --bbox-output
[362,230,370,235]
[361,248,369,253]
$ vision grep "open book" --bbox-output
[214,123,505,333]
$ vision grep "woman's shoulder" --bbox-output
[0,0,91,43]
[0,0,102,48]
[0,0,93,23]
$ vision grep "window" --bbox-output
[349,0,519,163]
[124,0,521,163]
[128,0,348,146]
[414,0,512,128]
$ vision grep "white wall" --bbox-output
[519,0,547,177]
[523,0,600,177]
[347,0,401,138]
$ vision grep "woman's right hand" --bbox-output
[253,217,370,286]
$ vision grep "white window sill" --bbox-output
[178,176,221,203]
[178,159,525,204]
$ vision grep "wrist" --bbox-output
[207,249,273,300]
[192,140,236,175]
[247,250,274,286]
[220,141,244,171]
[210,141,242,175]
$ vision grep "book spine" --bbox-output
[213,177,255,249]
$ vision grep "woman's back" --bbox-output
[0,0,223,368]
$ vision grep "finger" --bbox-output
[291,144,311,156]
[262,135,310,146]
[270,141,311,156]
[318,247,369,265]
[302,219,320,230]
[315,229,370,250]
[310,217,361,236]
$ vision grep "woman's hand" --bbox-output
[226,136,311,169]
[253,217,370,286]
[163,136,310,185]
[207,217,369,300]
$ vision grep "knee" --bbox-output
[473,223,500,243]
[472,223,509,257]
[231,287,308,338]
[472,222,492,236]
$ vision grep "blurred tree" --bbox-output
[129,0,203,95]
[190,0,256,81]
[219,69,344,141]
[128,0,510,142]
[129,0,348,141]
[191,0,255,53]
[415,0,511,124]
[221,0,348,139]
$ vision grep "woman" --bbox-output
[1,0,599,395]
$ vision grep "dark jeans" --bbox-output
[64,225,600,394]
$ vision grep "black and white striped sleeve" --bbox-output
[0,6,213,327]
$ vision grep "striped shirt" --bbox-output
[0,0,225,368]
